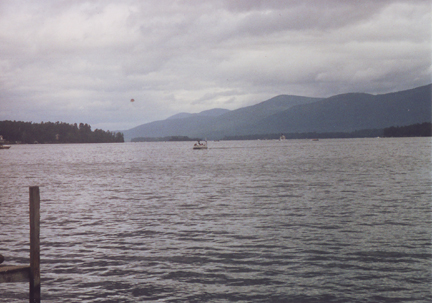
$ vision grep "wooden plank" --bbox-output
[29,186,40,303]
[0,265,30,283]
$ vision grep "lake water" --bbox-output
[0,138,431,302]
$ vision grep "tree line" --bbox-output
[383,122,431,137]
[223,122,431,141]
[0,120,124,144]
[131,136,202,142]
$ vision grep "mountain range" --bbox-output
[121,84,431,141]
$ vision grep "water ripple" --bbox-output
[0,138,431,302]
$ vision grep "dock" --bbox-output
[0,186,41,303]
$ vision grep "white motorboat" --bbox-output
[0,135,11,149]
[193,140,208,150]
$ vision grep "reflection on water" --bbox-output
[0,138,431,302]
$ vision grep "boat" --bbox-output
[311,138,319,141]
[279,134,286,141]
[0,135,11,149]
[193,140,208,150]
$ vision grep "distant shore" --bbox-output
[130,122,432,142]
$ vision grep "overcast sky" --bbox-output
[0,0,430,131]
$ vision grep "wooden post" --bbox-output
[29,186,40,303]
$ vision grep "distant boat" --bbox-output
[193,140,208,150]
[279,134,286,141]
[0,135,11,149]
[311,138,319,141]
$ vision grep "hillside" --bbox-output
[249,84,431,134]
[121,84,432,141]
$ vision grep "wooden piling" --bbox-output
[0,187,41,302]
[29,186,40,303]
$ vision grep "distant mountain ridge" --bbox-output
[121,84,431,140]
[253,84,431,134]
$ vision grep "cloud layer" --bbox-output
[0,0,430,130]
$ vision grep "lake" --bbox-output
[0,138,431,302]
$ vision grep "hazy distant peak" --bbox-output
[254,94,322,106]
[198,108,230,117]
[323,92,374,102]
[166,112,193,120]
[166,108,230,120]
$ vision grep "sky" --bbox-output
[0,0,431,131]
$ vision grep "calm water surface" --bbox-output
[0,138,431,302]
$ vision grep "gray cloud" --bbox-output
[0,0,430,130]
